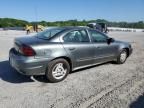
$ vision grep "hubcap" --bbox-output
[120,51,127,63]
[52,63,67,80]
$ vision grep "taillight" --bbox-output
[20,45,36,56]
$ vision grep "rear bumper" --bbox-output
[9,48,51,76]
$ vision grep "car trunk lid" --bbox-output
[14,36,49,56]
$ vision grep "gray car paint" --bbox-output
[9,27,133,75]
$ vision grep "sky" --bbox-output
[0,0,144,22]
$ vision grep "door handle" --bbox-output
[69,47,76,50]
[96,46,101,49]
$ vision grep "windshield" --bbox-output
[35,28,65,40]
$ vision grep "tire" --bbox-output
[116,49,128,64]
[46,59,70,83]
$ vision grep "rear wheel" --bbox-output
[46,59,70,83]
[116,49,128,64]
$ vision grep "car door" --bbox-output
[88,30,118,63]
[62,29,95,68]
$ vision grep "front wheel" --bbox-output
[46,59,70,83]
[116,49,128,64]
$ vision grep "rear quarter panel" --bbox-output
[32,42,69,59]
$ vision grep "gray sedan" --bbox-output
[9,27,132,82]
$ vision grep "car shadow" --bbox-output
[0,60,114,84]
[129,94,144,108]
[0,60,34,83]
[0,60,51,83]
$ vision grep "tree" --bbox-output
[0,18,144,29]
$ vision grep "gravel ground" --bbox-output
[0,30,144,108]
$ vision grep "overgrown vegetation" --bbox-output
[0,18,29,27]
[0,18,144,29]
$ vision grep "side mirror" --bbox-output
[107,38,114,44]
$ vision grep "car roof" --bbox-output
[62,26,103,32]
[46,26,107,41]
[48,26,94,31]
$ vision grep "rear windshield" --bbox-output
[35,28,65,40]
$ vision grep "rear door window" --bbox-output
[63,30,90,43]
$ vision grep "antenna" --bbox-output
[34,6,38,32]
[34,6,38,22]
